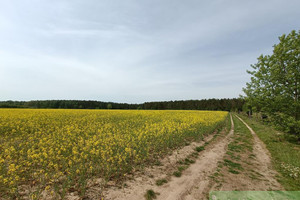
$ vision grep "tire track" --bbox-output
[235,115,283,190]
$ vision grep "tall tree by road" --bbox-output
[243,30,300,136]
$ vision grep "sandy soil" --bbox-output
[205,115,283,195]
[233,115,283,190]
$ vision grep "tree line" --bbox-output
[0,98,244,111]
[0,100,137,109]
[143,98,244,111]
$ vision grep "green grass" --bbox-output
[155,179,168,186]
[226,151,241,161]
[238,114,300,190]
[154,160,162,166]
[227,113,232,131]
[177,166,187,172]
[177,158,195,166]
[228,168,240,174]
[227,142,243,152]
[145,189,157,200]
[195,146,205,152]
[173,171,182,177]
[184,158,195,164]
[190,152,199,158]
[224,159,243,171]
[220,115,252,175]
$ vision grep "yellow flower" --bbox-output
[45,185,51,190]
[0,108,227,196]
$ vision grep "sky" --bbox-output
[0,0,300,103]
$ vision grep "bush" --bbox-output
[272,113,300,137]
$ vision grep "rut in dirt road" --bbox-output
[158,114,234,200]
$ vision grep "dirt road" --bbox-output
[86,114,282,200]
[233,115,282,190]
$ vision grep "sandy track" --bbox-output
[91,114,282,200]
[158,114,234,200]
[234,115,283,190]
[101,114,234,200]
[204,115,283,193]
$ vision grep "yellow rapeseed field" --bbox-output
[0,109,227,198]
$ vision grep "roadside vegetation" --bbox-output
[243,29,299,139]
[144,189,158,200]
[241,30,299,191]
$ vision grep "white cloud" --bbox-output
[0,0,300,103]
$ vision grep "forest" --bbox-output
[0,98,244,111]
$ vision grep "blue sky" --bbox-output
[1,0,299,103]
